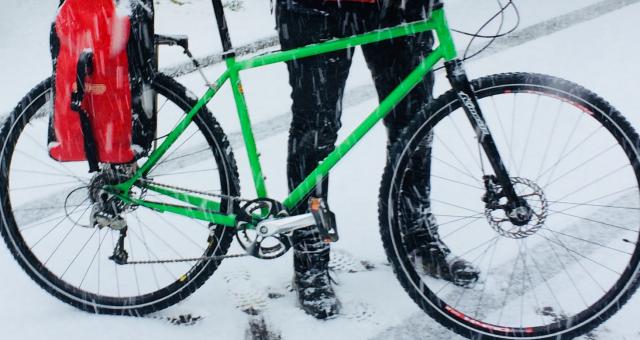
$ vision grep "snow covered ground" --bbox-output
[1,0,640,339]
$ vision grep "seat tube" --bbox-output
[226,58,268,198]
[211,0,233,52]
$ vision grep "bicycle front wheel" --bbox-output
[380,73,640,339]
[0,74,240,315]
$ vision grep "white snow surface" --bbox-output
[1,0,640,339]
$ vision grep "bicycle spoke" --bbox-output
[436,213,485,229]
[30,199,91,249]
[542,229,590,309]
[533,199,640,211]
[155,146,212,169]
[545,144,618,188]
[508,93,518,176]
[148,209,206,252]
[155,130,205,168]
[445,114,483,172]
[19,128,89,184]
[553,164,628,203]
[536,107,583,184]
[13,149,88,185]
[432,173,484,190]
[490,95,519,175]
[535,125,603,184]
[542,227,608,293]
[521,241,546,327]
[547,208,638,233]
[11,180,83,191]
[434,235,500,296]
[19,205,88,232]
[127,229,142,296]
[78,230,109,289]
[543,228,632,256]
[441,216,483,239]
[543,186,638,218]
[534,232,621,275]
[431,198,484,215]
[473,237,500,319]
[534,99,564,181]
[527,241,567,319]
[42,204,90,265]
[432,155,481,184]
[11,168,79,178]
[497,239,523,325]
[109,232,121,297]
[516,94,540,175]
[139,222,185,260]
[132,215,175,283]
[59,227,99,280]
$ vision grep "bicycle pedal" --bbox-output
[308,197,339,243]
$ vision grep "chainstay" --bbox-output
[125,252,249,265]
[138,178,248,203]
[122,180,253,265]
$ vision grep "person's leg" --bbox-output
[361,3,436,231]
[361,5,479,287]
[276,0,353,318]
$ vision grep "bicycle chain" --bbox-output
[125,253,250,265]
[122,179,251,265]
[138,178,249,203]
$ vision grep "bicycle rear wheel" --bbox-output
[0,74,240,315]
[380,73,640,339]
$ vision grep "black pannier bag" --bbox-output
[49,0,156,169]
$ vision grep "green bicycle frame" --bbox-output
[112,7,458,229]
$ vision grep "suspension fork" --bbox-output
[444,59,520,204]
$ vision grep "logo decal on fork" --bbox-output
[458,91,490,141]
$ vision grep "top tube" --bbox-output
[209,0,447,57]
[233,6,458,70]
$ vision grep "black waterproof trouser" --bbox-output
[276,1,436,252]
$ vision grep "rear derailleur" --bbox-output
[87,164,138,264]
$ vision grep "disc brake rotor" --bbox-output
[484,177,549,239]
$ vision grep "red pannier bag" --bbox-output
[49,0,156,166]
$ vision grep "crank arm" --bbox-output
[254,213,316,238]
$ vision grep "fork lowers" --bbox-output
[445,59,520,206]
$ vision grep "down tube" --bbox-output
[282,49,444,211]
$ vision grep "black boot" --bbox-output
[399,134,480,288]
[292,228,341,319]
[406,227,480,287]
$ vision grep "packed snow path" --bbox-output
[1,1,640,339]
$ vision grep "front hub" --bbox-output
[506,198,534,226]
[483,176,548,239]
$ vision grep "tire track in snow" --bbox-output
[368,193,638,340]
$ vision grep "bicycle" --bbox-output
[1,1,639,339]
